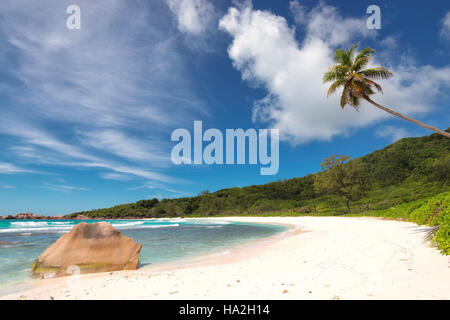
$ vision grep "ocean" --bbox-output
[0,218,286,295]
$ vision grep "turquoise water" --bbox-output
[0,219,285,295]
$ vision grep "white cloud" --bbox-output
[219,2,450,144]
[441,11,450,40]
[376,126,411,142]
[166,0,215,35]
[0,162,34,174]
[289,0,308,26]
[299,1,372,46]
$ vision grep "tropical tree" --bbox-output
[323,45,450,138]
[314,155,368,213]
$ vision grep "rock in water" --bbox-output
[31,222,142,278]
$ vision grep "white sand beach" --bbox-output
[2,217,449,300]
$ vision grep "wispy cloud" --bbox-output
[291,1,373,45]
[129,182,189,195]
[0,0,207,186]
[441,11,450,40]
[1,121,175,183]
[376,126,413,142]
[166,0,216,35]
[0,162,36,174]
[0,1,203,126]
[76,129,169,164]
[99,172,134,181]
[41,183,89,193]
[0,184,16,189]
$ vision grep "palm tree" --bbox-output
[323,45,450,138]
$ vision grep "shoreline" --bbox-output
[136,218,301,273]
[2,216,449,300]
[0,217,293,297]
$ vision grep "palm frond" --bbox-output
[424,226,439,247]
[352,56,370,72]
[323,69,337,83]
[326,79,346,97]
[323,65,349,83]
[334,49,352,67]
[350,80,362,94]
[347,44,359,63]
[333,49,347,64]
[354,47,375,61]
[360,67,393,80]
[364,78,383,93]
[349,91,360,109]
[350,77,375,97]
[340,83,350,108]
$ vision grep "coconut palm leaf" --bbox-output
[340,83,350,108]
[327,79,346,97]
[359,67,393,80]
[353,47,375,71]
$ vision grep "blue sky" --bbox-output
[0,0,449,215]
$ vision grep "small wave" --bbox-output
[136,223,180,229]
[0,226,73,233]
[1,221,180,233]
[190,219,231,225]
[154,218,187,223]
[166,218,187,223]
[110,221,145,227]
[10,221,49,227]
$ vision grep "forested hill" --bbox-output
[68,130,449,219]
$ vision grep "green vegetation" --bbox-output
[68,130,450,254]
[314,155,368,213]
[324,45,450,138]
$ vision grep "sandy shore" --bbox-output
[2,216,449,300]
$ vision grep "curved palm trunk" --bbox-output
[364,96,450,138]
